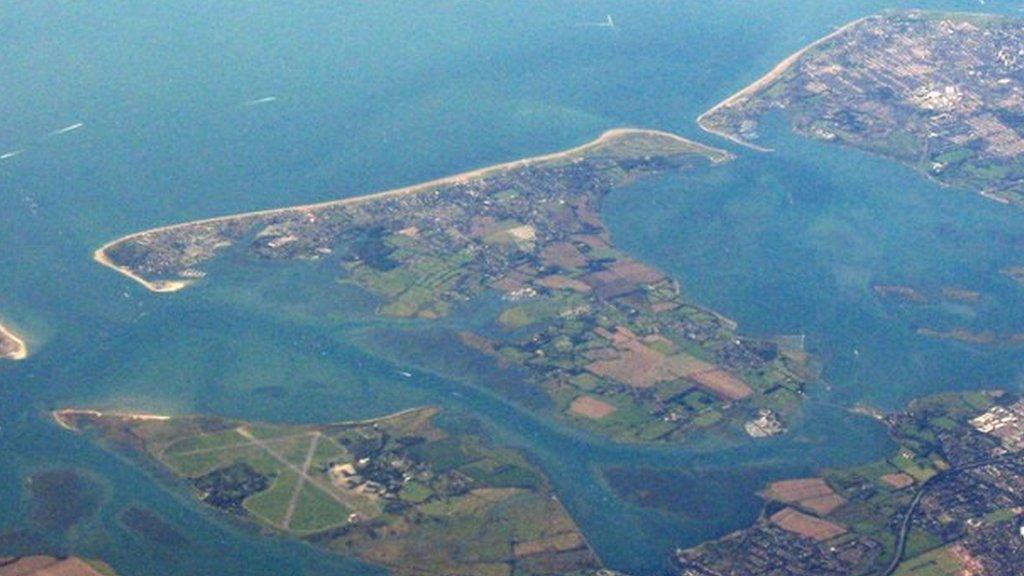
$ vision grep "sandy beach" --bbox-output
[696,16,871,151]
[0,322,28,360]
[52,408,171,431]
[95,128,729,293]
[93,247,193,293]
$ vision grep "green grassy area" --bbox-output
[148,425,360,532]
[163,440,283,477]
[889,452,937,483]
[983,507,1018,524]
[903,528,944,560]
[498,294,585,329]
[162,429,247,456]
[163,447,236,477]
[243,470,299,526]
[894,545,964,576]
[289,484,351,534]
[244,423,294,440]
[399,481,434,504]
[263,433,320,465]
[407,437,482,471]
[461,458,543,490]
[310,435,349,469]
[345,240,477,319]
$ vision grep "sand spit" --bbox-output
[95,128,729,292]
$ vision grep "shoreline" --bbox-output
[92,246,193,293]
[94,128,730,293]
[0,322,28,360]
[695,16,871,151]
[51,405,434,433]
[52,408,171,431]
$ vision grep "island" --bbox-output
[92,129,813,443]
[872,284,985,305]
[0,321,27,360]
[675,390,1024,576]
[54,406,618,576]
[699,11,1024,206]
[1002,266,1024,288]
[0,556,117,576]
[916,327,1024,347]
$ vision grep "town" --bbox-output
[675,391,1024,576]
[700,11,1024,207]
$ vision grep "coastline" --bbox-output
[93,246,193,293]
[695,16,871,151]
[94,128,731,293]
[52,408,172,431]
[0,321,28,360]
[51,405,434,433]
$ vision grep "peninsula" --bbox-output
[0,321,27,360]
[94,129,725,293]
[92,129,813,443]
[699,11,1024,206]
[56,406,612,576]
[676,390,1024,576]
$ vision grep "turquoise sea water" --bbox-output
[3,2,1024,575]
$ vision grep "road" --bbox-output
[882,453,1021,576]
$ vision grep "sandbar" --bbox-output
[0,321,27,360]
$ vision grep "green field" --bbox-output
[244,470,300,526]
[894,546,964,576]
[156,427,359,534]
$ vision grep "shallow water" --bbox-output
[2,1,1024,575]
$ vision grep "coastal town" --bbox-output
[94,129,812,443]
[675,391,1024,576]
[56,406,606,576]
[699,11,1024,207]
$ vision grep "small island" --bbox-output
[1002,266,1024,288]
[92,129,813,443]
[0,321,27,360]
[55,406,613,576]
[699,11,1024,206]
[676,391,1024,576]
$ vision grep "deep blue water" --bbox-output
[3,2,1024,575]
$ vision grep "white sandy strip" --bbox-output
[94,128,729,293]
[696,16,872,151]
[0,322,28,360]
[52,409,171,431]
[93,248,193,293]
